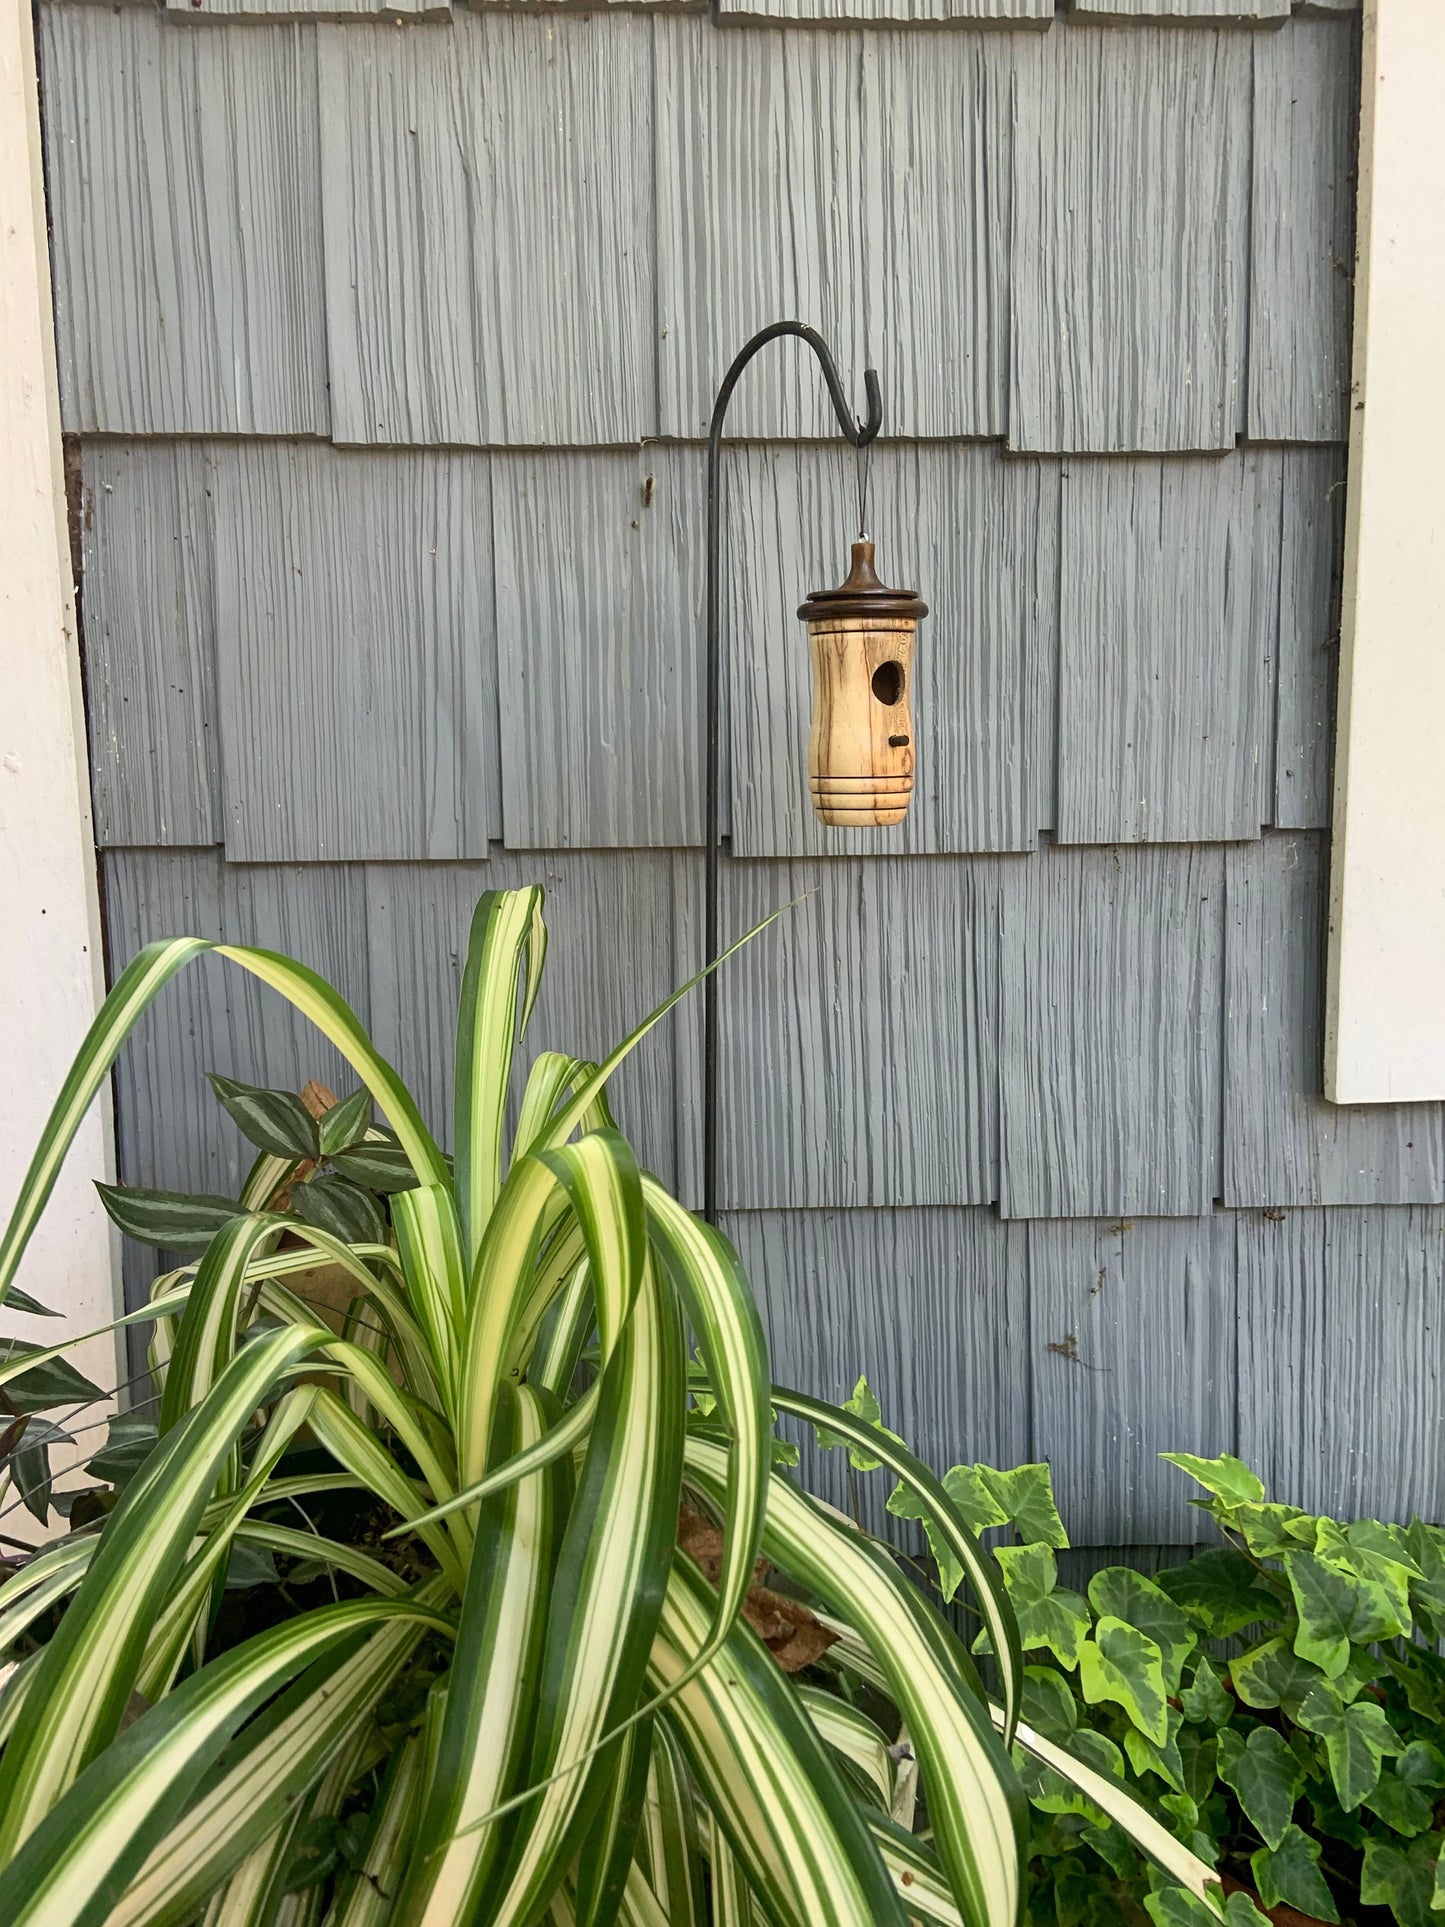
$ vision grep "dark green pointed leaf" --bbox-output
[208,1073,320,1161]
[1078,1616,1168,1744]
[10,1419,67,1524]
[1360,1832,1444,1927]
[1362,1766,1435,1837]
[85,1412,159,1487]
[1216,1724,1303,1850]
[1175,1727,1218,1806]
[0,1340,104,1414]
[95,1183,243,1256]
[1234,1503,1317,1559]
[1124,1708,1185,1793]
[1295,1680,1403,1809]
[1180,1658,1232,1728]
[1021,1665,1078,1745]
[1145,1886,1269,1927]
[1285,1548,1410,1677]
[1250,1824,1339,1923]
[1089,1568,1194,1693]
[327,1144,420,1194]
[317,1090,371,1159]
[290,1176,386,1247]
[1230,1637,1324,1720]
[2,1287,57,1317]
[1397,1740,1445,1790]
[1157,1549,1285,1639]
[992,1543,1092,1667]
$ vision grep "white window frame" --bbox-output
[1326,0,1445,1103]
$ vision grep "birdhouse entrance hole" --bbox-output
[871,660,905,706]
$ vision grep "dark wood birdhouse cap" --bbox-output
[797,539,928,623]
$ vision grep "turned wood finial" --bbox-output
[797,540,928,828]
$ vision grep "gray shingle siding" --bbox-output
[58,0,1438,1547]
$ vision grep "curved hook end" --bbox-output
[859,367,883,448]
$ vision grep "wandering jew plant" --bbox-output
[0,888,1220,1926]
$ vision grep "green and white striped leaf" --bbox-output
[94,1184,243,1254]
[772,1384,1023,1743]
[0,1597,447,1927]
[390,1385,563,1927]
[110,1579,451,1927]
[798,1684,896,1809]
[650,1554,907,1927]
[685,1433,1024,1927]
[0,1322,326,1860]
[326,1733,425,1927]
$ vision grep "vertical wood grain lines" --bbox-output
[42,8,328,435]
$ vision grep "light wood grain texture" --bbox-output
[1028,1214,1236,1546]
[999,843,1225,1219]
[716,857,1001,1209]
[364,851,700,1198]
[1223,833,1445,1206]
[41,8,327,437]
[723,1208,1031,1537]
[1249,18,1358,443]
[1274,448,1346,831]
[79,441,219,848]
[1238,1206,1445,1523]
[1009,22,1250,452]
[1055,451,1282,846]
[212,442,494,864]
[655,19,1010,439]
[491,448,704,849]
[807,616,918,826]
[319,13,654,449]
[725,442,1059,857]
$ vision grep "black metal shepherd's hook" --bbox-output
[702,323,884,1225]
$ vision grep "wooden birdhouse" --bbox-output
[798,539,928,827]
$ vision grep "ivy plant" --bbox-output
[891,1427,1445,1927]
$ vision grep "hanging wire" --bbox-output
[855,432,873,539]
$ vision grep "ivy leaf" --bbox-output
[1021,1665,1078,1745]
[1078,1615,1169,1745]
[1285,1548,1411,1677]
[1295,1680,1403,1809]
[1124,1707,1185,1793]
[1385,1647,1445,1725]
[1404,1519,1445,1637]
[1089,1567,1195,1693]
[95,1183,243,1256]
[1230,1637,1324,1720]
[1018,1727,1124,1824]
[207,1073,320,1161]
[1180,1658,1233,1728]
[1250,1825,1340,1923]
[1397,1740,1445,1791]
[1344,1517,1424,1580]
[1159,1452,1266,1510]
[1216,1724,1304,1850]
[1144,1888,1268,1927]
[1359,1832,1444,1927]
[1362,1766,1436,1838]
[813,1376,904,1471]
[967,1462,1069,1549]
[1158,1549,1285,1640]
[1234,1503,1318,1559]
[1176,1727,1219,1806]
[290,1175,387,1247]
[1314,1519,1416,1632]
[989,1544,1092,1668]
[317,1089,371,1158]
[886,1480,964,1601]
[327,1144,420,1194]
[0,1340,103,1414]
